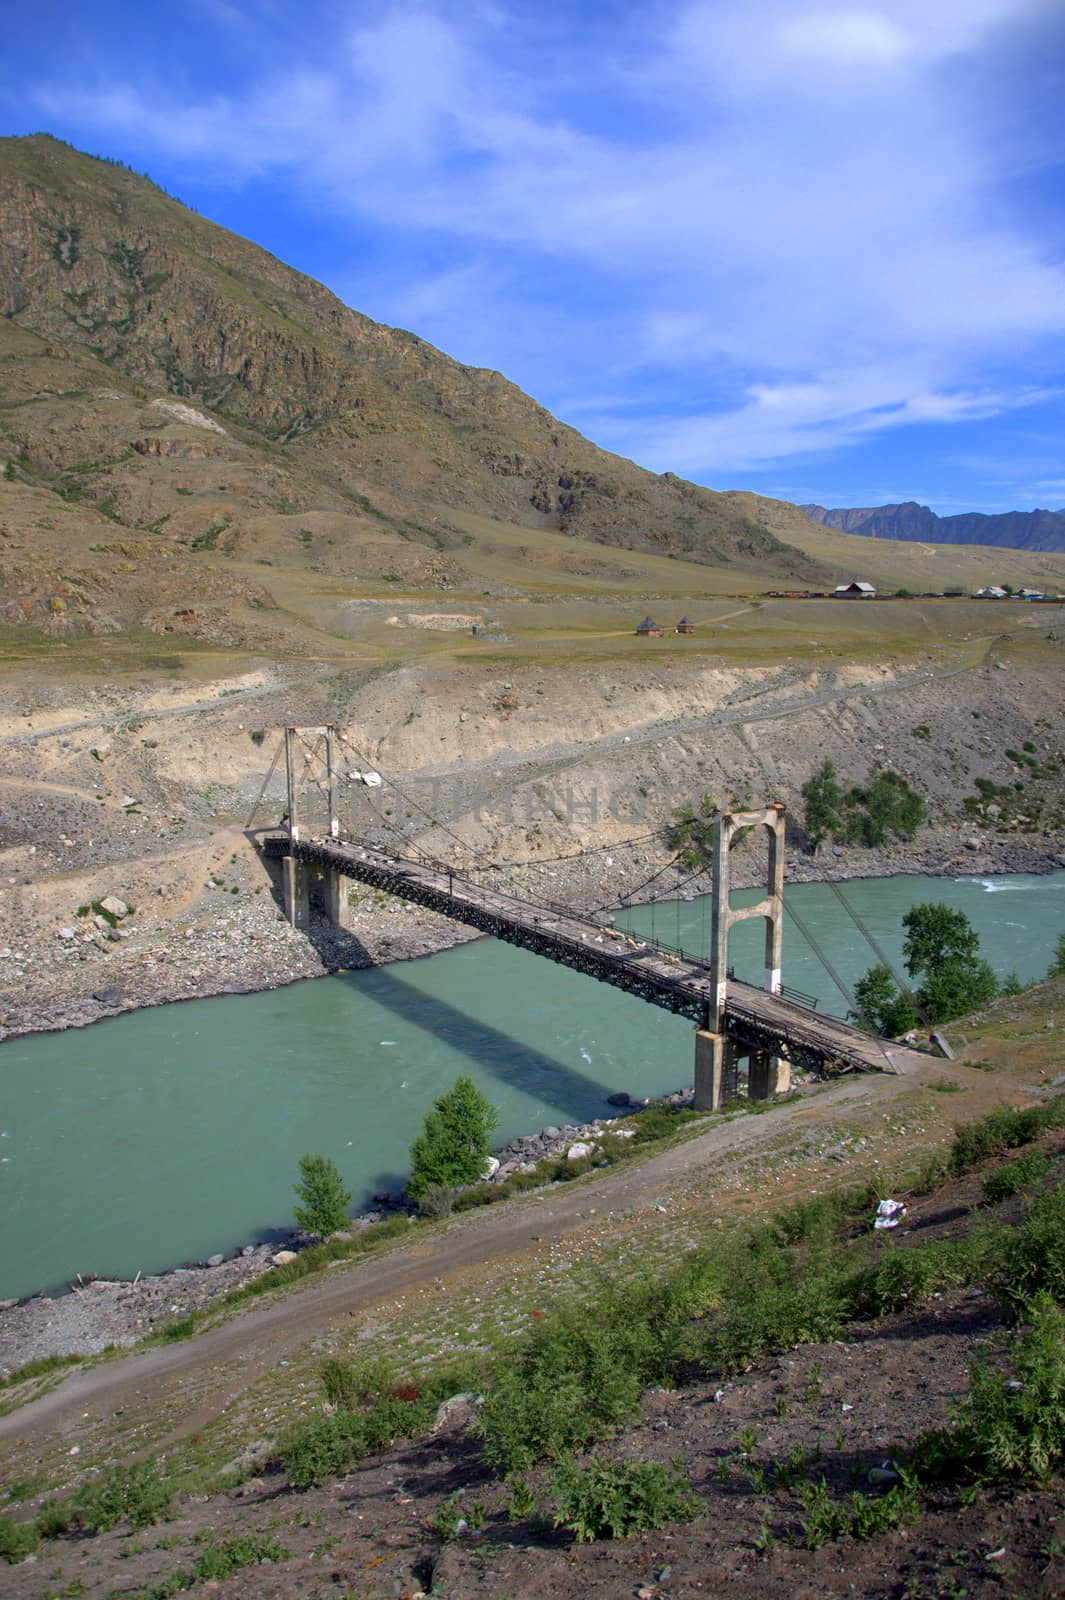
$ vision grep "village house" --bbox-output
[675,616,695,634]
[635,615,663,636]
[832,580,877,598]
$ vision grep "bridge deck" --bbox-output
[263,833,928,1078]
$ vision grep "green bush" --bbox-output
[911,1292,1065,1485]
[798,1474,919,1547]
[988,1181,1065,1314]
[693,1228,849,1373]
[549,1454,699,1542]
[192,1534,291,1580]
[408,1075,498,1201]
[949,1097,1065,1175]
[0,1515,39,1563]
[293,1152,351,1237]
[1049,932,1065,980]
[982,1149,1051,1205]
[43,1461,172,1535]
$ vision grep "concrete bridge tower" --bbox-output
[694,804,790,1111]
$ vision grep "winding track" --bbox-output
[0,1067,933,1452]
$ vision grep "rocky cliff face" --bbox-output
[0,134,822,585]
[802,501,1065,554]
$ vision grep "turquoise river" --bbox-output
[2,870,1063,1299]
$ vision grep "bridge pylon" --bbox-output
[280,725,344,927]
[695,803,789,1111]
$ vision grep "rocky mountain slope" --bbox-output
[802,500,1065,554]
[0,133,831,648]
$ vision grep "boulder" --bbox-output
[206,1253,225,1267]
[270,1249,298,1266]
[432,1392,482,1433]
[607,1091,631,1107]
[99,896,129,920]
[567,1141,593,1160]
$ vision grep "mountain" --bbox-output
[0,134,830,641]
[801,501,1065,554]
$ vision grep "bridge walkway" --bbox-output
[262,832,927,1080]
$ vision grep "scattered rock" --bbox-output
[432,1392,482,1433]
[270,1249,298,1267]
[607,1091,632,1106]
[206,1254,225,1268]
[99,896,129,920]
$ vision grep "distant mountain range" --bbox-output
[800,502,1065,554]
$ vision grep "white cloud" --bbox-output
[22,0,1065,483]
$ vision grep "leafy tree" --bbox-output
[842,770,925,846]
[408,1075,498,1201]
[902,902,998,1025]
[801,760,843,850]
[293,1153,351,1237]
[903,903,981,978]
[852,964,917,1037]
[1048,933,1065,980]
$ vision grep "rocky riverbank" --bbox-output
[1,828,1062,1374]
[1,829,1061,1044]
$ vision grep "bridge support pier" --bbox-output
[282,854,310,928]
[694,1030,740,1111]
[748,1051,791,1101]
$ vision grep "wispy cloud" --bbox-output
[18,0,1065,502]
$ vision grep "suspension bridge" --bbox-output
[255,727,930,1109]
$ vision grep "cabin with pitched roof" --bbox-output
[635,615,662,636]
[675,616,695,634]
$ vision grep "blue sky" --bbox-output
[4,1,1065,515]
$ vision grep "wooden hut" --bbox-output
[635,615,662,636]
[675,616,695,634]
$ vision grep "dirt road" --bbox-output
[0,1068,929,1452]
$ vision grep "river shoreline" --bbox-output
[1,832,1062,1046]
[2,832,1062,1372]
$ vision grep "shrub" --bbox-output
[192,1534,290,1580]
[1049,932,1065,980]
[798,1474,919,1548]
[949,1097,1065,1175]
[988,1180,1065,1314]
[549,1454,699,1542]
[408,1075,498,1201]
[0,1515,39,1563]
[293,1152,351,1237]
[911,1292,1065,1485]
[417,1182,458,1219]
[48,1462,172,1535]
[982,1149,1050,1205]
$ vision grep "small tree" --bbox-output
[852,963,917,1037]
[902,902,998,1025]
[293,1153,351,1237]
[1048,933,1065,980]
[801,760,843,850]
[409,1075,498,1201]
